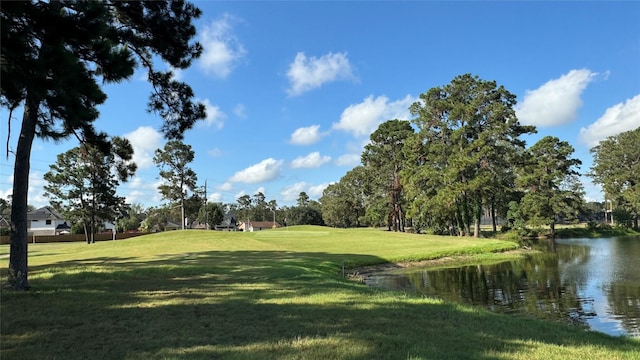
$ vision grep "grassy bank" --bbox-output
[1,226,638,359]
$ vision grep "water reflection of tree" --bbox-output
[604,237,640,337]
[400,248,594,328]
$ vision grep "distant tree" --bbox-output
[140,206,172,232]
[118,203,147,232]
[590,127,640,229]
[198,202,224,229]
[154,141,198,230]
[0,198,10,216]
[516,136,583,237]
[252,192,268,221]
[44,137,136,243]
[184,192,207,224]
[2,1,206,290]
[404,74,535,236]
[236,195,252,223]
[362,120,414,231]
[284,196,323,226]
[578,202,605,223]
[297,192,310,207]
[320,168,368,228]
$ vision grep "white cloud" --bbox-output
[280,181,330,202]
[124,126,163,170]
[199,13,246,78]
[234,104,247,118]
[123,177,164,205]
[289,125,323,145]
[286,52,354,96]
[280,182,308,202]
[579,94,640,148]
[516,69,597,127]
[218,182,233,191]
[169,66,183,81]
[208,192,223,203]
[208,148,223,157]
[308,183,330,199]
[290,151,331,169]
[199,99,226,129]
[332,95,415,137]
[336,153,361,167]
[26,171,48,208]
[234,190,246,199]
[229,158,283,184]
[254,186,266,195]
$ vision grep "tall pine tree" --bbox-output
[1,1,206,289]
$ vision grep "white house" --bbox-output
[27,206,70,236]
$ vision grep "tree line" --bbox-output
[319,75,640,237]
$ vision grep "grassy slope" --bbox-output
[1,226,638,360]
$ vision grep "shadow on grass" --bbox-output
[2,250,639,359]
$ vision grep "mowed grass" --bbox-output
[1,226,638,359]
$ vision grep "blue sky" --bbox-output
[1,1,639,209]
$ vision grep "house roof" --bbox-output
[56,222,71,230]
[0,216,10,227]
[27,206,65,221]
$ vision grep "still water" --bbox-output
[365,236,640,337]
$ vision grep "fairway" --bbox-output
[1,226,639,359]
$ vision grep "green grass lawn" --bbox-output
[1,226,638,359]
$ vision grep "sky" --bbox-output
[1,1,639,210]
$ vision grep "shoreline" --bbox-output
[346,249,529,282]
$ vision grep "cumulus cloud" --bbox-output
[199,13,246,78]
[280,181,330,202]
[199,99,226,129]
[290,152,331,169]
[286,52,354,96]
[332,95,415,137]
[208,192,223,203]
[169,66,183,81]
[579,94,640,148]
[308,183,330,199]
[335,153,361,167]
[228,158,283,184]
[124,126,163,169]
[16,171,48,208]
[234,104,247,118]
[122,177,164,206]
[516,69,597,127]
[207,148,223,157]
[218,182,233,191]
[280,182,308,202]
[289,125,323,145]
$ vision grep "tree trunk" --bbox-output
[84,222,90,244]
[473,199,482,238]
[491,200,497,233]
[8,96,39,290]
[550,221,556,238]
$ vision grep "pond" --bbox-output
[364,236,640,337]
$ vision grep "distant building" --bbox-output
[0,215,10,234]
[27,206,70,236]
[238,221,280,232]
[215,214,237,231]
